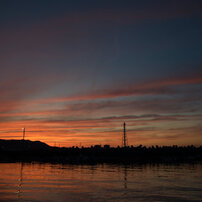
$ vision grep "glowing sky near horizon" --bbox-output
[0,0,202,147]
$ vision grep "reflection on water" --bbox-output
[122,165,128,199]
[17,162,23,198]
[0,163,202,201]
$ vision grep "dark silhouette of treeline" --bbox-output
[0,139,202,164]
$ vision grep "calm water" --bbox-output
[0,163,202,202]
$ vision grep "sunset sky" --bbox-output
[0,0,202,147]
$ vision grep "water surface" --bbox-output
[0,163,202,201]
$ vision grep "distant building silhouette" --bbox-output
[104,145,110,149]
[94,145,101,149]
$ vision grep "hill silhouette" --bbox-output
[0,139,50,152]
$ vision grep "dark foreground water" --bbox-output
[0,163,202,202]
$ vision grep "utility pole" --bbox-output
[22,128,25,140]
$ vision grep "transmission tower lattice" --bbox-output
[122,122,128,147]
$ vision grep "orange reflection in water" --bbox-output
[0,163,202,201]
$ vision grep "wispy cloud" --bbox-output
[0,72,67,115]
[37,73,202,103]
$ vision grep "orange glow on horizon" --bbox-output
[0,116,201,147]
